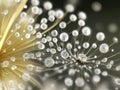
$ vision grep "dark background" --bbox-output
[48,0,120,35]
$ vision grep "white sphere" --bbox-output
[31,0,39,6]
[68,69,75,76]
[64,78,73,87]
[15,0,21,3]
[51,30,58,37]
[48,15,55,22]
[78,20,85,26]
[82,26,91,36]
[114,78,120,85]
[99,43,109,53]
[59,22,67,29]
[25,33,31,39]
[36,32,42,38]
[78,12,87,20]
[43,1,53,10]
[55,10,64,19]
[75,77,85,87]
[72,30,79,36]
[66,43,73,49]
[96,32,105,41]
[38,43,45,50]
[41,18,48,23]
[113,37,119,43]
[59,32,69,42]
[44,57,55,67]
[92,43,97,49]
[61,50,69,59]
[92,2,102,12]
[94,68,101,75]
[31,6,40,14]
[69,14,77,22]
[83,42,90,49]
[92,75,101,83]
[48,10,55,16]
[65,4,74,12]
[40,23,48,30]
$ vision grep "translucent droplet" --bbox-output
[96,32,105,41]
[82,26,91,36]
[99,43,109,53]
[60,32,69,42]
[75,77,85,87]
[93,75,101,83]
[61,50,69,59]
[44,57,55,67]
[64,77,73,87]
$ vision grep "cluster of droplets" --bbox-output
[0,0,85,89]
[0,0,120,90]
[35,26,120,89]
[21,1,120,90]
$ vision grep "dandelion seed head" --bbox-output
[28,2,120,89]
[0,0,120,90]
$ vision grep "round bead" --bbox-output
[59,32,69,42]
[82,26,91,36]
[65,4,74,12]
[43,1,53,10]
[64,78,73,87]
[44,57,55,67]
[78,12,87,20]
[99,43,109,53]
[75,77,85,87]
[96,32,105,41]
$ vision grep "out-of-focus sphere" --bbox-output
[83,42,90,49]
[114,78,120,85]
[59,22,67,29]
[113,37,119,43]
[108,23,118,33]
[72,30,79,36]
[31,0,39,6]
[78,20,85,26]
[75,77,85,87]
[43,1,53,10]
[66,43,73,49]
[41,18,48,24]
[51,30,58,37]
[92,43,97,49]
[38,43,45,50]
[64,78,73,87]
[65,4,74,12]
[96,32,105,41]
[55,10,64,19]
[69,14,77,22]
[60,32,69,42]
[99,43,109,53]
[44,57,55,67]
[40,23,48,30]
[78,12,87,20]
[92,2,102,12]
[61,50,69,59]
[48,10,56,16]
[93,75,101,83]
[31,6,40,14]
[82,26,91,36]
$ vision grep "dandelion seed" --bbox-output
[1,0,120,90]
[0,0,68,89]
[29,1,120,90]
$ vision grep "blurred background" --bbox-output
[49,0,120,35]
[29,0,120,89]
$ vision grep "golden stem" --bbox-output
[0,0,27,50]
